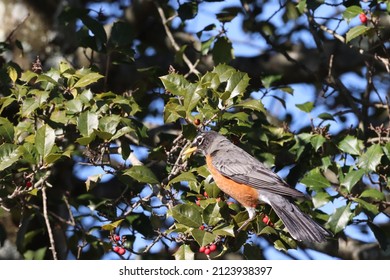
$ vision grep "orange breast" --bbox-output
[206,155,259,208]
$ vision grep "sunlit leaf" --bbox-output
[0,144,21,171]
[0,117,14,143]
[346,25,371,43]
[73,72,103,88]
[203,203,224,226]
[174,244,194,260]
[78,111,98,137]
[327,204,353,234]
[338,135,362,155]
[310,134,326,152]
[86,174,103,191]
[312,191,332,209]
[234,99,265,112]
[183,84,203,114]
[340,169,365,193]
[352,197,379,216]
[296,101,314,113]
[7,66,18,83]
[101,219,124,231]
[35,125,55,159]
[225,71,250,100]
[342,5,363,22]
[360,189,385,201]
[213,224,235,237]
[358,144,383,171]
[21,98,39,117]
[160,74,189,96]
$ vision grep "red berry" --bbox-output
[199,246,206,253]
[193,119,201,126]
[359,13,367,24]
[196,200,200,206]
[199,225,205,230]
[26,181,32,188]
[113,246,120,252]
[209,244,217,252]
[117,247,126,255]
[262,216,269,224]
[203,191,208,197]
[204,248,211,255]
[114,235,120,242]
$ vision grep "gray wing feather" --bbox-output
[211,147,305,198]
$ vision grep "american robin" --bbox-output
[185,131,331,243]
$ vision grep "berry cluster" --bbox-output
[199,243,217,255]
[110,233,126,256]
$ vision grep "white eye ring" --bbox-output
[196,136,204,146]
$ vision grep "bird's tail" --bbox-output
[266,195,331,243]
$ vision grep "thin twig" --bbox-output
[308,13,390,73]
[155,3,200,76]
[63,195,76,226]
[42,184,58,260]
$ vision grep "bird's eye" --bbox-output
[196,136,204,146]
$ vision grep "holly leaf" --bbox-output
[73,72,103,88]
[203,203,224,226]
[168,171,197,186]
[191,228,215,247]
[78,111,98,137]
[352,197,379,216]
[358,144,383,171]
[346,25,371,43]
[301,168,330,191]
[234,99,265,112]
[171,204,202,228]
[101,219,124,231]
[340,168,365,193]
[35,125,55,159]
[338,135,362,155]
[0,144,21,171]
[342,6,363,22]
[326,204,353,234]
[212,36,234,64]
[174,244,195,260]
[123,165,159,184]
[160,73,189,96]
[296,101,314,113]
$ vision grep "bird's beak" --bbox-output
[182,146,197,156]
